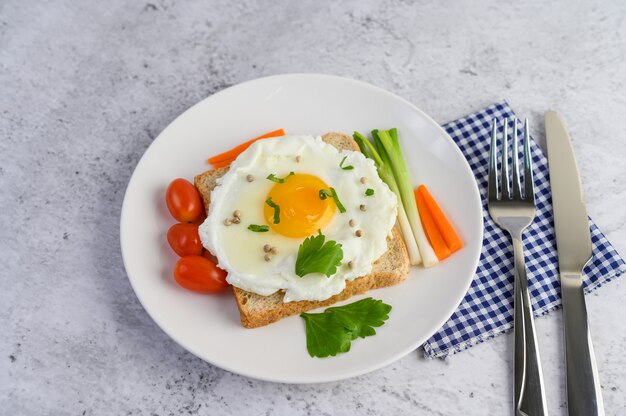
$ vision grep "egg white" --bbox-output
[199,135,397,302]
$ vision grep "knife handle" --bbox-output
[512,237,548,416]
[561,273,605,416]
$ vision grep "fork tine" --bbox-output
[501,118,510,199]
[523,119,535,202]
[512,119,522,199]
[488,119,499,200]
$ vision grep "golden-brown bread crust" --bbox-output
[194,166,228,215]
[195,132,410,328]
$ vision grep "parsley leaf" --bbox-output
[265,197,280,224]
[267,172,295,183]
[300,312,353,357]
[295,231,343,277]
[365,188,374,196]
[248,224,269,232]
[326,298,392,340]
[318,187,346,213]
[300,298,392,357]
[339,156,354,170]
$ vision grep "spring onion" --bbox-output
[248,224,269,232]
[374,129,438,267]
[339,156,354,170]
[353,132,422,265]
[267,172,295,183]
[265,197,280,224]
[319,188,346,213]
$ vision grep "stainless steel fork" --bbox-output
[488,118,548,416]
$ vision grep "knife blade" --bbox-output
[545,110,604,416]
[545,112,592,272]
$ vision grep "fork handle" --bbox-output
[512,237,548,416]
[561,272,604,416]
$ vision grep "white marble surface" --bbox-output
[2,0,625,414]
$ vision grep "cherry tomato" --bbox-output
[167,223,203,257]
[201,249,218,264]
[165,178,203,222]
[174,255,228,293]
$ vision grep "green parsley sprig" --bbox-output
[300,298,392,357]
[295,231,343,277]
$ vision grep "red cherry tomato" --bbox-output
[165,178,203,222]
[201,249,218,264]
[167,223,203,257]
[174,255,228,293]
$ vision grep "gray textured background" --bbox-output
[2,1,625,415]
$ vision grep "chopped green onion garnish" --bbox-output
[319,188,346,213]
[267,172,295,183]
[248,224,269,232]
[265,197,281,224]
[365,188,374,196]
[339,156,354,170]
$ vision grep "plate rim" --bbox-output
[120,73,483,383]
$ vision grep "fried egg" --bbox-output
[199,135,397,302]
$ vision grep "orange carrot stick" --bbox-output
[208,129,285,165]
[211,158,236,169]
[414,189,451,261]
[417,185,463,253]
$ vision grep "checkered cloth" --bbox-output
[422,101,626,359]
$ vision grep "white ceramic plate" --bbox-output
[120,74,483,383]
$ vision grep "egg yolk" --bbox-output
[264,173,336,238]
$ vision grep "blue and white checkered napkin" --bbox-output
[422,101,626,359]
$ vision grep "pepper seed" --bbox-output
[264,254,271,262]
[295,155,301,163]
[348,219,356,227]
[223,218,232,226]
[246,174,255,182]
[355,229,363,237]
[263,244,271,253]
[359,204,367,211]
[232,217,241,224]
[270,247,278,255]
[233,210,241,218]
[348,261,353,269]
[360,177,367,184]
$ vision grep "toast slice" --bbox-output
[195,132,410,328]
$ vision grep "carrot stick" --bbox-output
[211,158,237,169]
[414,189,451,261]
[417,185,463,253]
[208,129,285,165]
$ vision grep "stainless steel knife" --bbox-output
[545,111,605,416]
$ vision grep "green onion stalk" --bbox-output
[374,129,438,267]
[353,132,422,265]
